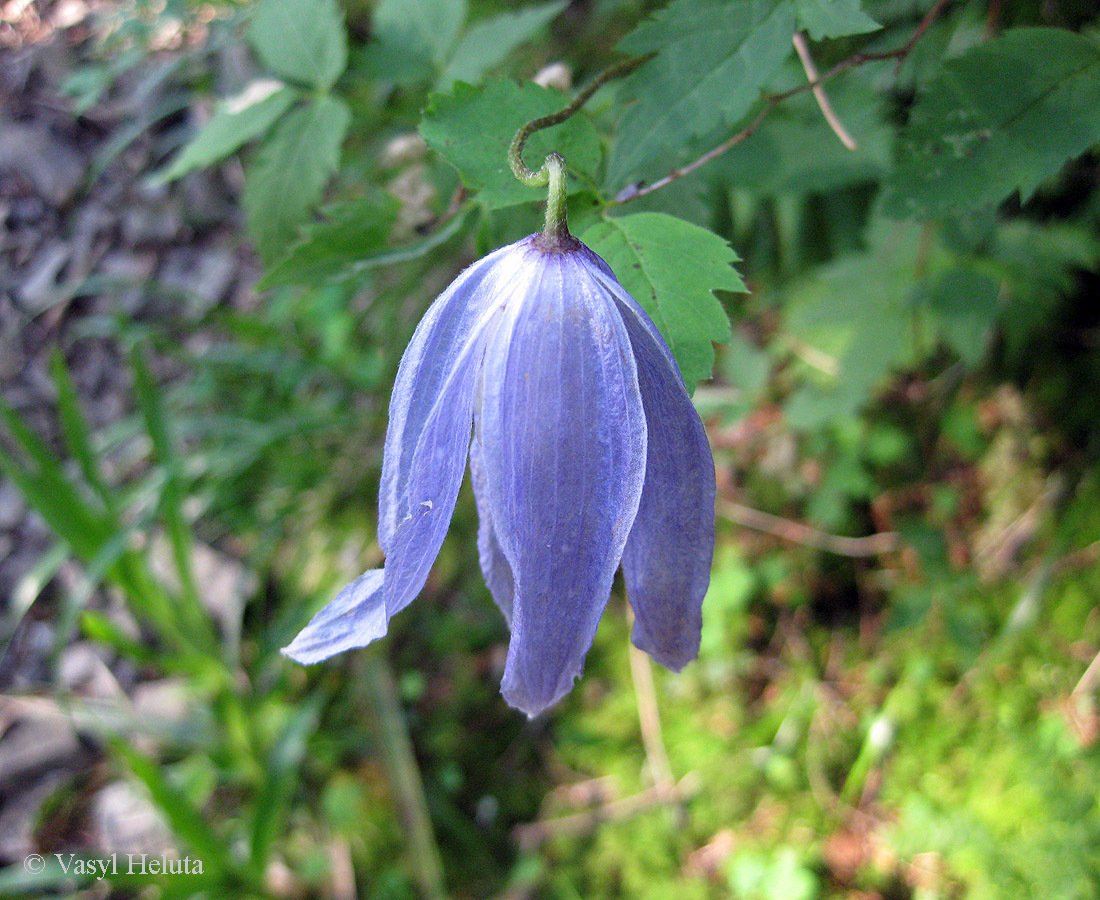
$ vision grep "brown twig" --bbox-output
[616,101,778,201]
[974,476,1062,578]
[1054,538,1100,575]
[718,500,900,557]
[1073,648,1100,701]
[618,0,953,202]
[512,773,700,849]
[984,0,1003,39]
[792,32,857,150]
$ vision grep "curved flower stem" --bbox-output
[508,55,652,246]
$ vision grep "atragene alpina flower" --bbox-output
[283,230,716,717]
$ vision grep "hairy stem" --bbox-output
[540,152,570,248]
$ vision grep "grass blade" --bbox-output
[248,694,323,870]
[110,740,229,877]
[49,350,117,514]
[129,347,212,649]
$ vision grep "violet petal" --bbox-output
[480,251,647,716]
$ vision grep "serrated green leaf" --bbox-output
[884,28,1100,219]
[608,0,796,188]
[370,0,468,80]
[154,80,296,183]
[438,1,568,88]
[244,94,350,264]
[248,0,348,90]
[580,213,740,390]
[420,80,601,209]
[794,0,879,40]
[257,193,401,289]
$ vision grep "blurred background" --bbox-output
[1,0,1100,898]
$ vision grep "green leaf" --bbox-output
[920,267,998,365]
[244,94,350,264]
[153,80,297,183]
[369,0,468,81]
[2,542,66,652]
[438,1,568,88]
[0,395,200,654]
[794,0,879,40]
[782,219,1002,428]
[720,331,771,400]
[257,193,401,289]
[420,80,601,209]
[884,28,1100,219]
[580,213,740,390]
[248,0,348,90]
[608,0,796,188]
[81,609,158,664]
[784,294,905,429]
[258,199,474,290]
[988,220,1100,355]
[782,220,939,428]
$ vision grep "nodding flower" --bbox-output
[283,232,715,717]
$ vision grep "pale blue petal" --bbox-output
[380,303,502,618]
[379,242,528,550]
[281,569,386,664]
[480,250,647,717]
[592,265,715,670]
[469,434,514,626]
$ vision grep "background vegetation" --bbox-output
[1,0,1100,898]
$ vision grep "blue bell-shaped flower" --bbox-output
[284,230,716,717]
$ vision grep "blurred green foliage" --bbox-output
[2,0,1100,898]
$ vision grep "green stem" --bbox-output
[357,649,448,900]
[540,152,570,249]
[508,55,653,247]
